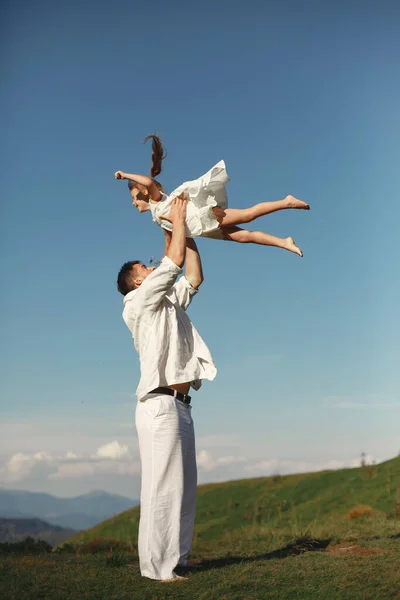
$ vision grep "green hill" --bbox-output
[3,458,399,600]
[65,457,400,551]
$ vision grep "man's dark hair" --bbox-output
[117,261,141,296]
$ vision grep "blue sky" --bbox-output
[1,0,399,499]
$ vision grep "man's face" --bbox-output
[132,263,156,287]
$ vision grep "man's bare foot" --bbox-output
[160,575,188,583]
[285,195,310,210]
[285,237,303,257]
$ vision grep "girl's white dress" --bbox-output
[149,160,230,239]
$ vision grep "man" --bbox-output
[117,196,217,581]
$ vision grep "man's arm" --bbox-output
[163,227,203,285]
[171,237,203,311]
[162,228,172,258]
[161,197,187,267]
[133,197,187,312]
[184,238,203,289]
[159,192,202,284]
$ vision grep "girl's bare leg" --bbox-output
[221,226,303,257]
[214,195,309,227]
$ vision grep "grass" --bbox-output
[1,457,399,599]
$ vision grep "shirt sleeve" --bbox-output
[171,276,198,311]
[133,256,182,312]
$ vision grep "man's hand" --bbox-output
[212,206,226,224]
[159,194,188,225]
[163,194,188,268]
[115,171,126,180]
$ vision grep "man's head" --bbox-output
[117,261,156,296]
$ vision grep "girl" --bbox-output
[115,135,309,256]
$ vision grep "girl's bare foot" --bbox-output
[285,195,310,210]
[160,575,188,583]
[285,237,303,257]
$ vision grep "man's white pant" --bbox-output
[135,393,197,580]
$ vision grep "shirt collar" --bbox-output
[123,289,137,305]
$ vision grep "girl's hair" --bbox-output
[128,135,166,194]
[143,134,166,178]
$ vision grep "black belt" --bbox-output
[149,387,191,405]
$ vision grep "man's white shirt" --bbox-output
[122,256,217,400]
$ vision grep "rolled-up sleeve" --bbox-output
[134,257,182,312]
[172,276,198,311]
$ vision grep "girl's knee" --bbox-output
[235,230,252,243]
[244,208,257,223]
[220,226,251,243]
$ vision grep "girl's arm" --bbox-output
[115,171,161,201]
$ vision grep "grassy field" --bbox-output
[1,457,399,599]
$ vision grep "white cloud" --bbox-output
[0,440,135,483]
[332,402,400,409]
[324,393,400,409]
[216,455,247,465]
[196,450,247,472]
[244,454,377,475]
[196,450,216,471]
[32,451,52,462]
[48,458,141,480]
[1,439,380,487]
[95,441,129,460]
[2,451,54,481]
[7,453,35,474]
[195,449,378,480]
[0,417,391,500]
[244,459,280,473]
[65,451,78,459]
[49,462,95,479]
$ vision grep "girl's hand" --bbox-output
[115,171,126,180]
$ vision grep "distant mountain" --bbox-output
[0,489,138,531]
[0,518,76,546]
